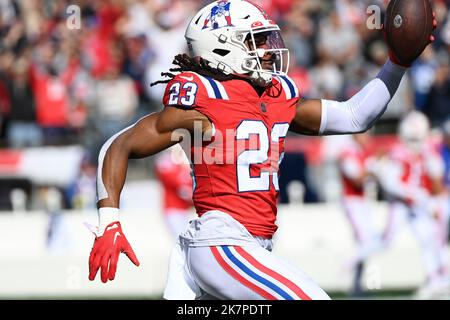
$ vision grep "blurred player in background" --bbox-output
[376,111,449,298]
[154,144,193,240]
[87,0,436,300]
[435,119,450,290]
[338,132,382,297]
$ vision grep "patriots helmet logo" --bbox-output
[202,0,233,30]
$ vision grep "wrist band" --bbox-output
[376,59,407,96]
[98,207,120,235]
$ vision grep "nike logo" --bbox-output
[113,232,121,245]
[106,224,119,232]
[180,75,194,81]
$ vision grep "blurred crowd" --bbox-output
[0,0,450,210]
[1,0,450,150]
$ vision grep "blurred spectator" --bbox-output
[425,53,450,128]
[92,60,138,149]
[5,56,42,148]
[411,47,439,112]
[440,119,450,192]
[144,0,194,105]
[0,51,12,142]
[66,153,97,210]
[31,42,72,145]
[309,58,344,100]
[284,5,315,68]
[279,151,318,204]
[44,186,74,254]
[317,10,361,67]
[122,34,156,115]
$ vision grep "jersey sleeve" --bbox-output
[163,71,228,129]
[275,75,301,102]
[163,72,209,110]
[425,152,445,179]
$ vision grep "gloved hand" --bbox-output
[86,220,140,283]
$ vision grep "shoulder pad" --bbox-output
[163,72,229,109]
[275,75,300,100]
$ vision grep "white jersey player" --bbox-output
[376,111,448,298]
[338,132,382,296]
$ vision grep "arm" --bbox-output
[97,106,208,209]
[289,59,406,136]
[340,157,368,189]
[89,106,209,283]
[290,14,437,136]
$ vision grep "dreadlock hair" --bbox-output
[150,53,235,87]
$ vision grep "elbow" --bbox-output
[359,128,370,134]
[352,127,370,135]
[353,111,386,134]
[98,131,131,164]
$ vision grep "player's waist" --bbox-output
[179,210,273,249]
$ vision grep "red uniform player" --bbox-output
[338,133,382,296]
[154,145,193,240]
[376,112,449,298]
[86,0,436,300]
[162,71,298,238]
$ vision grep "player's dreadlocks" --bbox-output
[150,53,282,98]
[150,53,234,87]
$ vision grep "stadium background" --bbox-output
[0,0,450,299]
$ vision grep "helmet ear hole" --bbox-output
[243,59,257,70]
[213,49,231,57]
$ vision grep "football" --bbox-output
[384,0,434,66]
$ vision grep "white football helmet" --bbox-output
[398,111,430,152]
[185,0,290,87]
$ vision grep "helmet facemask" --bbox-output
[231,27,290,87]
[184,1,290,87]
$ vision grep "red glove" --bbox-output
[87,221,140,283]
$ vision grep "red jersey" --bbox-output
[163,72,299,238]
[338,142,370,197]
[32,71,70,127]
[155,152,193,212]
[389,143,444,193]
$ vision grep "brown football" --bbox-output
[384,0,433,66]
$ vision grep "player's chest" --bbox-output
[401,158,427,183]
[211,98,296,130]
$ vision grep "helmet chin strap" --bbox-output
[241,58,273,87]
[249,71,272,87]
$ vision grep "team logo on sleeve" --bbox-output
[202,0,233,30]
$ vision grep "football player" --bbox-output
[154,144,193,240]
[338,132,382,296]
[87,0,436,299]
[376,111,448,298]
